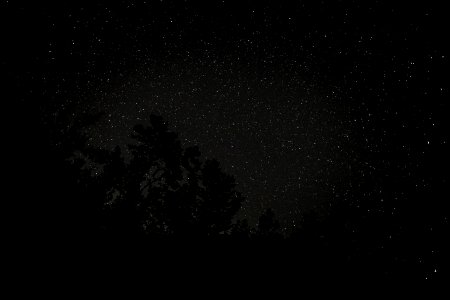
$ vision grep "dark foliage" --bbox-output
[10,110,448,282]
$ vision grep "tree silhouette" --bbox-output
[92,115,244,240]
[254,208,283,240]
[230,219,251,241]
[30,108,106,241]
[19,106,447,281]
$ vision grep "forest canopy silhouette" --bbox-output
[10,108,444,281]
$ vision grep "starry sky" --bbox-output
[5,1,448,229]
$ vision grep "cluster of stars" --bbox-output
[8,2,447,238]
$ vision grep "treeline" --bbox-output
[11,111,448,281]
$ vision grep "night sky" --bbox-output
[5,0,448,232]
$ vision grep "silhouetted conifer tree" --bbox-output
[254,208,282,240]
[92,115,244,239]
